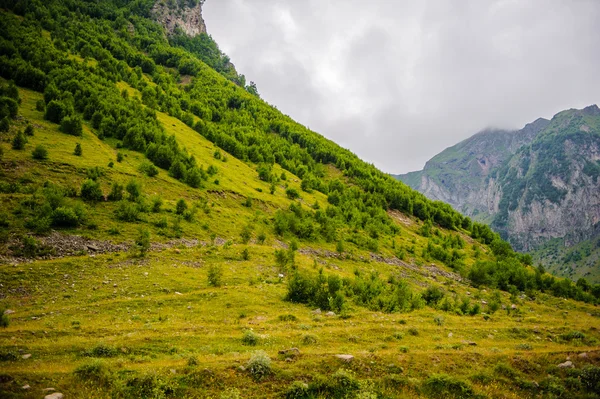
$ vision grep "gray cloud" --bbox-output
[203,0,600,173]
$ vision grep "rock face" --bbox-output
[152,0,207,37]
[395,105,600,282]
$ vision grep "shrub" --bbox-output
[257,231,267,244]
[74,143,82,156]
[0,117,9,132]
[151,196,163,213]
[11,131,26,150]
[51,206,80,227]
[60,115,83,136]
[155,216,168,228]
[176,199,188,215]
[80,179,103,201]
[242,330,260,346]
[36,99,45,111]
[278,314,298,322]
[242,248,250,260]
[135,228,151,257]
[139,161,158,177]
[24,124,34,136]
[408,327,419,336]
[122,373,174,398]
[207,264,223,287]
[581,366,600,393]
[433,315,445,326]
[0,309,9,328]
[330,369,360,398]
[560,331,586,341]
[302,334,317,345]
[423,286,445,306]
[116,152,124,162]
[126,179,142,201]
[246,350,272,381]
[107,182,124,201]
[32,145,48,160]
[74,360,113,386]
[88,344,118,358]
[240,225,252,244]
[422,374,476,398]
[45,100,68,123]
[286,188,300,200]
[285,381,311,399]
[115,201,139,222]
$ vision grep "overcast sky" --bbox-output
[203,0,600,174]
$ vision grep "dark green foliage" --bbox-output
[207,264,223,287]
[11,131,26,150]
[0,117,9,132]
[285,381,311,399]
[0,309,9,328]
[80,179,103,202]
[139,161,158,177]
[175,199,188,215]
[135,228,151,257]
[45,100,69,124]
[286,188,300,200]
[24,124,34,136]
[580,366,600,393]
[126,179,142,201]
[60,115,83,136]
[74,143,82,156]
[116,152,124,163]
[107,182,124,201]
[423,286,445,306]
[36,99,45,111]
[115,201,139,222]
[32,144,48,160]
[51,206,81,227]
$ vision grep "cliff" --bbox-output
[395,105,600,282]
[152,0,207,37]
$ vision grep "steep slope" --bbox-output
[395,118,549,219]
[0,1,599,398]
[396,106,600,283]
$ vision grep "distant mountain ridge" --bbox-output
[395,105,600,282]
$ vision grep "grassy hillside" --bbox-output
[0,1,599,398]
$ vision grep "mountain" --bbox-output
[0,1,599,398]
[396,105,600,283]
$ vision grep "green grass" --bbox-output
[1,86,599,399]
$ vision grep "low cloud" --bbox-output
[204,0,600,173]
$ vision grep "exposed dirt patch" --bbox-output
[387,210,415,227]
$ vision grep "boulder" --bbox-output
[278,348,300,355]
[22,354,31,359]
[557,360,574,369]
[3,309,15,315]
[335,354,354,362]
[44,394,64,399]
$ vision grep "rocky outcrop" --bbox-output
[395,118,549,219]
[394,105,600,281]
[152,0,207,37]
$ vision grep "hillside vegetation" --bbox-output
[0,1,599,398]
[396,106,600,284]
